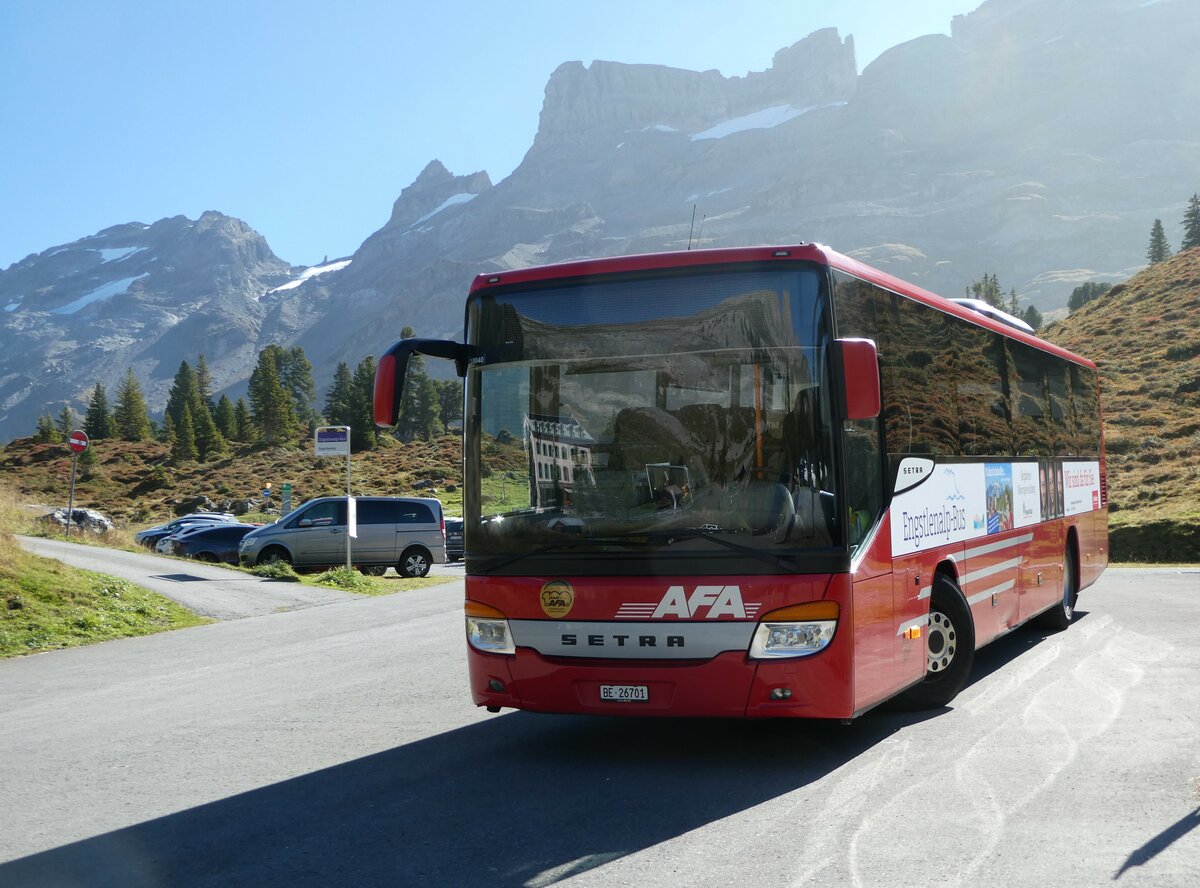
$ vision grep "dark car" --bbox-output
[135,513,237,549]
[167,523,258,564]
[445,517,464,562]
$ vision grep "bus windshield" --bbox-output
[464,265,844,571]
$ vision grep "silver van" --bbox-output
[238,496,446,577]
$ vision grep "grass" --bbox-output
[1044,248,1200,562]
[0,485,209,658]
[0,478,456,658]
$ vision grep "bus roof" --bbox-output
[469,244,1096,370]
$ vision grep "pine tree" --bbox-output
[83,383,114,439]
[171,405,197,463]
[1067,282,1112,314]
[435,378,464,430]
[195,353,216,414]
[1182,193,1200,252]
[1020,305,1043,331]
[323,362,356,428]
[248,347,297,445]
[56,405,76,437]
[113,368,152,441]
[35,414,60,443]
[967,274,1004,309]
[1147,219,1172,264]
[279,346,318,431]
[214,394,237,439]
[234,397,254,442]
[165,361,197,431]
[162,412,177,450]
[192,400,226,461]
[395,365,441,441]
[349,356,378,452]
[78,439,98,474]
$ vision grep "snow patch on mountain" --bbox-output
[53,274,149,315]
[690,102,847,141]
[408,193,478,229]
[95,246,147,263]
[269,258,353,293]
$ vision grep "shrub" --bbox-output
[312,566,375,593]
[250,561,299,581]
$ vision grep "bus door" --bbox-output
[892,554,928,690]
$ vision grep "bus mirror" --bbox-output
[373,337,477,428]
[837,338,880,420]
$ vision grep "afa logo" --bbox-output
[540,580,575,618]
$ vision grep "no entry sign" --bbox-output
[68,430,89,453]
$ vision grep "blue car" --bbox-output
[166,523,258,564]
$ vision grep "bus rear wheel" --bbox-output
[899,573,975,710]
[1038,545,1077,632]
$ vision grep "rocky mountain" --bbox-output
[1,0,1196,442]
[0,213,310,438]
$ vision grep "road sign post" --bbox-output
[65,430,89,539]
[315,426,352,570]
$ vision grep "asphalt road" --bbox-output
[0,562,1196,887]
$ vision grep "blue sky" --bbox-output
[0,0,977,270]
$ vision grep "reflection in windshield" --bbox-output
[466,267,842,562]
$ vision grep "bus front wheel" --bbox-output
[900,573,975,710]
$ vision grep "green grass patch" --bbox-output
[306,566,454,596]
[0,548,209,658]
[249,560,301,581]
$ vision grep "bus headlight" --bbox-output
[749,602,839,659]
[465,601,515,655]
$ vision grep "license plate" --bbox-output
[600,684,649,702]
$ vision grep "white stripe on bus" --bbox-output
[966,579,1016,607]
[963,532,1034,560]
[961,557,1022,588]
[916,559,1022,600]
[916,544,1028,600]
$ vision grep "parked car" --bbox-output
[445,517,464,562]
[238,496,446,577]
[165,523,259,564]
[135,512,237,549]
[155,520,249,555]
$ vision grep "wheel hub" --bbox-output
[926,610,957,673]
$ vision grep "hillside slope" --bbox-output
[1045,248,1200,559]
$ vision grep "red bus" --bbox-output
[374,244,1108,719]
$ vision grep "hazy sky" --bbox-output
[1,0,977,270]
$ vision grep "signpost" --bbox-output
[65,430,89,539]
[315,426,352,569]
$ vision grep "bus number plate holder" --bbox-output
[600,684,649,702]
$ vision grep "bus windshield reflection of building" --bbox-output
[525,414,595,508]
